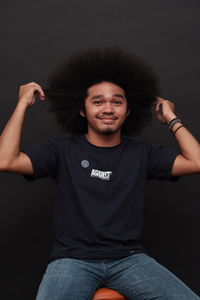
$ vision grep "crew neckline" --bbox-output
[80,134,125,150]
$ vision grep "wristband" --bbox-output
[172,125,185,137]
[168,118,182,131]
[168,118,177,126]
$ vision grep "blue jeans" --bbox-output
[36,253,199,300]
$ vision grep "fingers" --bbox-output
[18,82,45,108]
[154,97,163,112]
[155,96,174,111]
[155,99,161,112]
[23,82,45,100]
[154,96,176,124]
[35,84,45,100]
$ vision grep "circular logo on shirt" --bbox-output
[81,160,90,168]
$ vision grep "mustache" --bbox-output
[96,114,118,120]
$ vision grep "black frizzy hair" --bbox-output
[45,46,159,136]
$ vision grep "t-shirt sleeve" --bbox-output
[146,143,180,181]
[21,137,58,182]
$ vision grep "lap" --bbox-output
[35,254,199,300]
[105,253,199,299]
[35,258,103,300]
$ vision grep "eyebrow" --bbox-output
[91,94,126,100]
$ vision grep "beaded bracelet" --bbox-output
[168,118,182,131]
[172,125,185,137]
[168,118,177,126]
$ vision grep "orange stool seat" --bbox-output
[92,288,126,300]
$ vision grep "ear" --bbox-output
[126,108,130,117]
[80,109,85,117]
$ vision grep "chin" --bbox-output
[102,130,115,136]
[98,128,117,135]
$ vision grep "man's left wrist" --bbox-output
[165,113,177,124]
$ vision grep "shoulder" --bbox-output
[21,135,76,158]
[43,135,78,147]
[43,135,85,156]
[122,137,179,160]
[122,136,152,152]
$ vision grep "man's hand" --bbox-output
[153,97,200,176]
[18,82,45,109]
[0,82,45,174]
[155,96,177,124]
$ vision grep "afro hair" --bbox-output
[45,46,159,136]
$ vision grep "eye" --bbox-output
[93,100,102,105]
[113,100,122,105]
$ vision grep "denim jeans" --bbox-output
[36,253,199,300]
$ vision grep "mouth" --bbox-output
[96,116,118,120]
[97,117,117,124]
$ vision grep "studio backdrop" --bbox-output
[0,1,200,299]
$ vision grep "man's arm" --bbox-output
[0,82,45,174]
[155,97,200,176]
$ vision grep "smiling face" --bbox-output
[80,81,129,136]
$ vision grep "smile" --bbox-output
[98,118,116,123]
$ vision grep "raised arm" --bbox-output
[155,97,200,176]
[0,82,45,174]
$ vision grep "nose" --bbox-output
[102,101,114,114]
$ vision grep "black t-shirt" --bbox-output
[21,135,180,261]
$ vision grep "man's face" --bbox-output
[80,81,129,136]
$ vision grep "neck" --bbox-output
[85,131,121,147]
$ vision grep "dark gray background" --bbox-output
[0,0,200,299]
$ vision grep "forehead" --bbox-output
[87,81,125,96]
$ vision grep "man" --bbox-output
[0,47,199,299]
